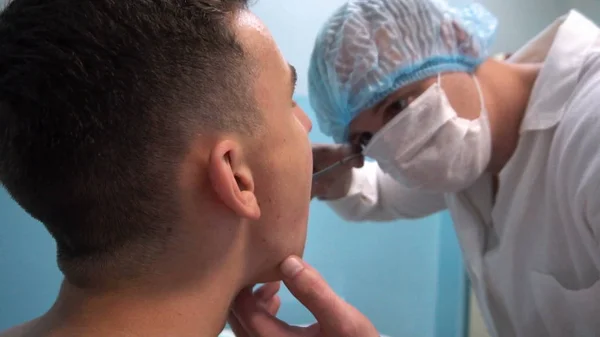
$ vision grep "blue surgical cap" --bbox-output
[308,0,498,143]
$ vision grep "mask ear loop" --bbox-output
[440,72,486,118]
[472,75,486,118]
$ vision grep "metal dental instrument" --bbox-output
[312,140,367,180]
[312,152,363,179]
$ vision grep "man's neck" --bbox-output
[478,60,542,174]
[32,273,242,337]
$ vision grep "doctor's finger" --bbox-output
[280,257,379,336]
[261,294,281,316]
[279,256,351,327]
[228,295,281,337]
[228,312,252,337]
[312,143,351,165]
[253,282,281,301]
[346,153,364,168]
[232,287,306,337]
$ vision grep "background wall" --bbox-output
[568,0,600,23]
[0,1,595,337]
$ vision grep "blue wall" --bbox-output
[0,191,62,326]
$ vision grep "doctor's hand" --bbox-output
[312,143,363,200]
[228,282,283,337]
[230,256,379,337]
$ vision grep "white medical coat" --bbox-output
[327,10,600,337]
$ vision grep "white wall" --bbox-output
[478,0,566,52]
[469,292,492,337]
[569,0,600,23]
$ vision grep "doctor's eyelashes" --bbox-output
[358,133,372,148]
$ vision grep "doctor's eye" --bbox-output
[389,98,410,112]
[359,132,372,147]
[384,95,416,121]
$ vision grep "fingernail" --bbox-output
[280,256,304,278]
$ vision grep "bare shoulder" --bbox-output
[0,323,27,337]
[0,319,43,337]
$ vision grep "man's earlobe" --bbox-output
[208,140,261,220]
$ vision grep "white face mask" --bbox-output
[362,75,491,193]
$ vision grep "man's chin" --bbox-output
[298,240,307,259]
[252,252,305,284]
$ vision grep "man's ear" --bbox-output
[208,139,261,220]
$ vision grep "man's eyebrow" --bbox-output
[289,64,297,95]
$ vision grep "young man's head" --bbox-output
[0,0,312,289]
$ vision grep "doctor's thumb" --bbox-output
[280,256,344,323]
[279,256,379,336]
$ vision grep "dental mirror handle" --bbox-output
[312,152,363,179]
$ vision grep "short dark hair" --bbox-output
[0,0,255,286]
